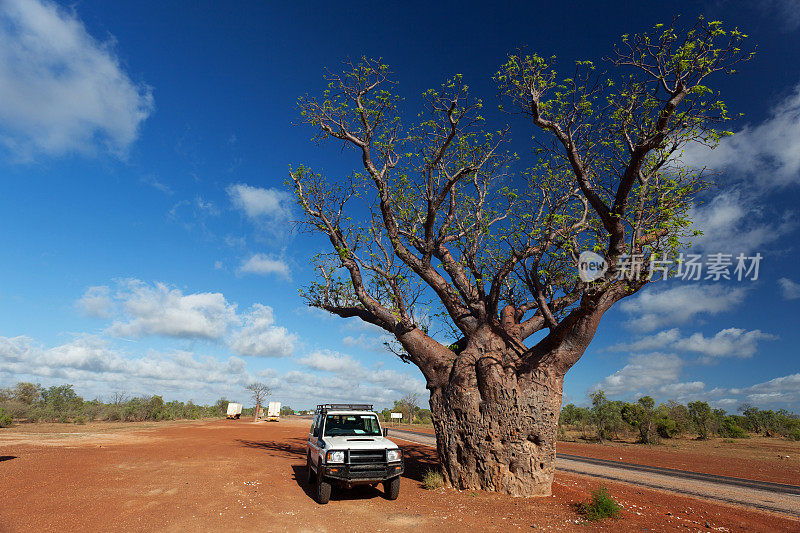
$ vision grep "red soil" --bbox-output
[0,419,796,532]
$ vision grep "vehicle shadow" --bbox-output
[289,464,386,501]
[0,456,18,462]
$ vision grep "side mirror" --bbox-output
[312,427,319,438]
[383,428,388,437]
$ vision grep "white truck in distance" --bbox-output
[306,404,404,504]
[226,402,242,419]
[266,401,281,422]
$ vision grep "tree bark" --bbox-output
[427,332,565,497]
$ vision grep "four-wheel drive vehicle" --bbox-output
[306,404,404,504]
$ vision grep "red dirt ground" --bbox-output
[557,439,800,486]
[394,424,800,486]
[0,419,797,532]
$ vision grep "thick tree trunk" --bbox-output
[428,337,564,497]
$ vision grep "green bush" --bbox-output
[788,427,800,441]
[656,415,679,438]
[579,484,622,521]
[422,469,444,490]
[719,417,749,439]
[0,408,12,428]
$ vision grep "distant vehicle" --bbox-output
[266,401,281,422]
[307,403,404,504]
[226,402,242,419]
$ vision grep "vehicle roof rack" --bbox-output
[316,403,373,412]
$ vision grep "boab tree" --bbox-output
[290,19,750,496]
[246,382,271,421]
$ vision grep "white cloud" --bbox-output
[778,277,800,300]
[342,333,391,353]
[140,175,173,195]
[620,284,747,331]
[76,285,113,319]
[0,335,252,401]
[657,381,706,397]
[297,350,362,373]
[238,254,290,279]
[274,368,425,406]
[609,327,777,360]
[722,373,800,408]
[79,280,297,356]
[592,353,683,396]
[194,196,219,216]
[227,184,292,222]
[688,190,796,254]
[0,0,153,159]
[294,349,426,402]
[682,82,800,187]
[767,0,800,30]
[227,304,296,358]
[606,329,681,352]
[677,328,777,361]
[0,333,425,407]
[106,280,237,340]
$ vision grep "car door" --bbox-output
[308,414,321,465]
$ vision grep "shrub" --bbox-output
[579,484,622,521]
[0,408,12,428]
[788,427,800,441]
[656,415,679,438]
[719,417,749,439]
[422,469,444,490]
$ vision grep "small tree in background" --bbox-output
[688,400,712,439]
[245,383,271,421]
[401,393,420,424]
[591,391,624,442]
[621,396,658,444]
[13,382,42,405]
[215,397,229,416]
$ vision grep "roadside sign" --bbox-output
[390,412,402,419]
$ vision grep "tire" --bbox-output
[315,462,332,505]
[383,476,400,500]
[306,452,315,484]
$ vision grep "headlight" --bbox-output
[326,450,345,463]
[387,449,402,462]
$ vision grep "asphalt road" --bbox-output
[388,428,800,518]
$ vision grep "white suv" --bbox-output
[306,404,404,504]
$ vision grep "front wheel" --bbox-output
[315,460,331,504]
[383,476,400,500]
[316,478,331,504]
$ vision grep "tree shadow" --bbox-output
[0,456,17,462]
[398,443,438,483]
[235,438,307,458]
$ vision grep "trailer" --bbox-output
[226,402,242,419]
[266,401,281,422]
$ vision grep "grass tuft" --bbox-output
[579,484,622,521]
[422,469,444,490]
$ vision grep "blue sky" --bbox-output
[0,0,799,410]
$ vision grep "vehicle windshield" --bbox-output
[324,414,382,437]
